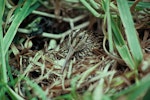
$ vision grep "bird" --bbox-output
[59,29,102,72]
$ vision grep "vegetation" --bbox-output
[0,0,150,100]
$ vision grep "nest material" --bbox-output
[10,29,116,98]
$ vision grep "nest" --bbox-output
[9,28,120,98]
[8,1,150,99]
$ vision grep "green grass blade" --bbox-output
[24,78,47,100]
[128,1,150,8]
[3,0,40,54]
[25,2,40,18]
[0,1,27,99]
[0,0,5,25]
[6,85,24,100]
[102,0,114,53]
[3,0,31,53]
[116,0,143,67]
[112,74,150,100]
[80,0,101,17]
[89,0,99,10]
[111,18,135,69]
[0,0,7,83]
[0,83,7,99]
[143,88,150,100]
[115,44,135,70]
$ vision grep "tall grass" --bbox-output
[0,0,46,99]
[77,0,149,99]
[81,0,143,70]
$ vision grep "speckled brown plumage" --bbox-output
[59,29,103,71]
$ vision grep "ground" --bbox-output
[5,0,150,99]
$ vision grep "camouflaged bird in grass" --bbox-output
[59,29,103,72]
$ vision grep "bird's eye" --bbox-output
[79,36,83,39]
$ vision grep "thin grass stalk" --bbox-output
[0,0,9,99]
[116,0,143,68]
[128,1,150,8]
[80,0,101,17]
[101,0,115,53]
[6,85,24,100]
[105,0,114,53]
[24,77,47,99]
[0,0,7,84]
